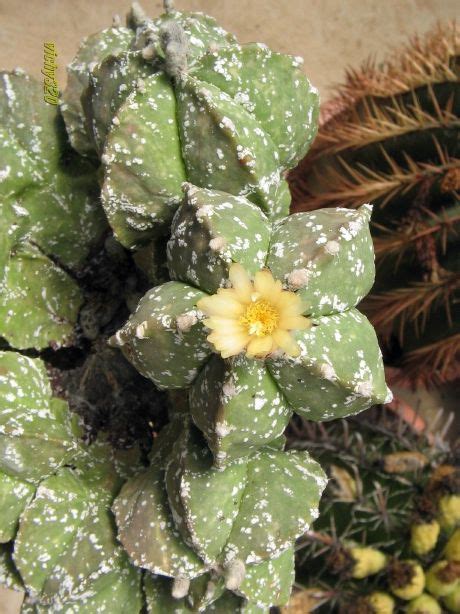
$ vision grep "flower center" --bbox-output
[239,299,280,337]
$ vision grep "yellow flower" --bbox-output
[197,263,310,359]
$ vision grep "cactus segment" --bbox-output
[267,308,391,421]
[237,546,294,608]
[113,423,325,603]
[61,26,134,155]
[112,463,207,579]
[1,72,107,269]
[0,71,60,167]
[167,186,271,294]
[192,43,319,170]
[59,564,143,614]
[71,438,142,498]
[266,205,375,317]
[101,72,186,248]
[85,50,157,154]
[176,75,287,218]
[21,563,142,614]
[221,448,327,565]
[165,423,248,563]
[0,242,82,349]
[13,466,128,603]
[110,281,211,389]
[0,473,34,543]
[189,355,292,467]
[0,352,80,484]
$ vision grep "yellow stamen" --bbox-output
[239,299,280,337]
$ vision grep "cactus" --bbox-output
[289,22,460,384]
[288,411,460,612]
[0,1,393,611]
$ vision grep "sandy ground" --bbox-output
[0,1,458,612]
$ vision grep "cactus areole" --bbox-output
[0,1,392,612]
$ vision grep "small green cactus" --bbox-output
[290,413,460,613]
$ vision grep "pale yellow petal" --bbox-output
[197,294,244,318]
[272,329,301,357]
[229,263,252,301]
[278,315,311,330]
[273,291,305,315]
[210,333,249,357]
[254,269,278,299]
[246,335,273,358]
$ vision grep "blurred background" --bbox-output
[0,1,458,613]
[0,0,458,101]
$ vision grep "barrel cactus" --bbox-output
[0,0,392,611]
[289,21,460,385]
[288,412,460,613]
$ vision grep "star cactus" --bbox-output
[111,183,391,467]
[0,1,394,610]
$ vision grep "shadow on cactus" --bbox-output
[290,22,460,386]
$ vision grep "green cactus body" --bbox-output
[190,354,292,467]
[0,347,146,612]
[0,71,107,349]
[113,418,326,608]
[101,72,187,248]
[111,280,211,389]
[267,309,390,421]
[290,22,460,383]
[167,185,271,294]
[11,430,144,608]
[0,352,80,541]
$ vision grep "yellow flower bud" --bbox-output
[439,496,460,531]
[445,529,460,562]
[407,593,442,614]
[368,591,395,613]
[350,547,387,579]
[443,585,460,612]
[411,520,440,556]
[426,560,460,598]
[389,560,425,600]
